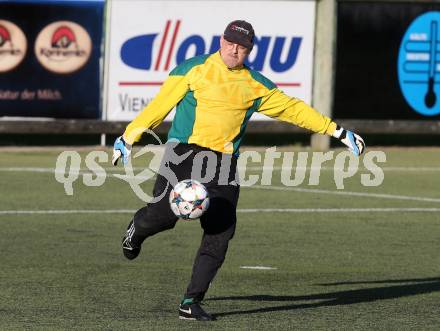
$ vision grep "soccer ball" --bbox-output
[169,179,210,220]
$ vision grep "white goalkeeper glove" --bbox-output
[333,125,366,156]
[112,136,132,165]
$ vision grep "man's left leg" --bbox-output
[179,186,239,321]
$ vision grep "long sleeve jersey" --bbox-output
[123,51,336,155]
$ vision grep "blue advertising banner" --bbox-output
[334,2,440,120]
[0,0,104,119]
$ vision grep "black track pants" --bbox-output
[128,143,239,300]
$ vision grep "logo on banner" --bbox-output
[398,11,440,116]
[120,20,302,74]
[35,21,92,74]
[0,20,27,73]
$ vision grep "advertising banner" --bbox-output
[106,0,316,121]
[334,2,440,119]
[0,0,104,119]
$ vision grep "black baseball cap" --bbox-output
[223,20,254,50]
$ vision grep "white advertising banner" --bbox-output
[106,0,316,121]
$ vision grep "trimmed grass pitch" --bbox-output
[0,147,440,330]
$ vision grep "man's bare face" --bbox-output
[219,36,250,69]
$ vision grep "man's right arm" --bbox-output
[122,74,189,145]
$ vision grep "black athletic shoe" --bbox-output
[122,221,140,260]
[179,301,215,321]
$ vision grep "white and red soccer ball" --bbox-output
[169,179,209,220]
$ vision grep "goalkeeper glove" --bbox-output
[333,125,366,156]
[112,136,132,165]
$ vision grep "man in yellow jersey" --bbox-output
[112,20,365,321]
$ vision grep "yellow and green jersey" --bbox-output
[123,51,336,155]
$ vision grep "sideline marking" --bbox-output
[1,208,440,215]
[1,168,439,203]
[2,166,440,172]
[240,266,278,270]
[247,185,440,203]
[237,208,440,212]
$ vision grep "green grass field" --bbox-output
[1,146,440,330]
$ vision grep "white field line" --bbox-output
[244,166,440,172]
[240,266,277,270]
[0,209,136,215]
[237,208,440,212]
[1,208,440,215]
[246,185,440,203]
[2,166,440,173]
[1,168,439,203]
